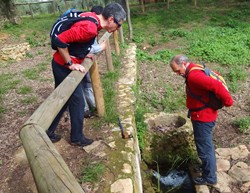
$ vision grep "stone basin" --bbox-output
[142,112,197,166]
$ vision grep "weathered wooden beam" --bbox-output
[113,31,120,55]
[89,31,112,117]
[105,38,113,71]
[89,60,105,117]
[15,1,54,6]
[20,124,85,193]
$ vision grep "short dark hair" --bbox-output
[102,2,126,22]
[90,5,103,15]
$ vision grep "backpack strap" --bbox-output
[185,64,209,112]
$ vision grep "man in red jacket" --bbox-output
[46,3,126,147]
[170,54,234,185]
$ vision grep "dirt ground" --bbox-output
[0,32,249,193]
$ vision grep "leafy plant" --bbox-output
[234,116,250,134]
[225,65,248,92]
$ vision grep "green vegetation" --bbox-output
[127,1,250,152]
[21,96,37,105]
[21,62,48,80]
[17,86,33,94]
[2,14,58,46]
[80,160,105,183]
[102,53,123,123]
[0,73,20,117]
[234,116,250,134]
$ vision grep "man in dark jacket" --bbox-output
[170,54,234,185]
[47,3,126,147]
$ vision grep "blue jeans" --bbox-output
[192,120,217,183]
[47,59,86,142]
[83,87,96,112]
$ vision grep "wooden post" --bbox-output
[113,31,120,56]
[89,60,105,117]
[52,0,55,14]
[119,27,124,44]
[140,0,145,14]
[105,38,113,71]
[86,0,90,10]
[125,0,133,40]
[88,31,112,117]
[194,0,197,7]
[28,3,34,18]
[64,0,69,9]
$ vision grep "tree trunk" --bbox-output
[124,0,133,40]
[140,0,145,14]
[0,0,20,24]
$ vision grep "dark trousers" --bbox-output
[192,120,217,183]
[47,59,86,142]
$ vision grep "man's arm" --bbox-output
[58,47,86,73]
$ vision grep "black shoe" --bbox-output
[193,176,217,186]
[46,131,61,143]
[71,138,94,147]
[84,110,91,118]
[193,165,203,173]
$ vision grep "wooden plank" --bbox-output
[88,31,112,117]
[113,31,120,55]
[20,124,85,193]
[119,27,124,44]
[89,60,105,117]
[15,1,53,6]
[105,38,113,71]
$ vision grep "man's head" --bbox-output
[91,5,103,15]
[101,2,126,33]
[170,54,189,77]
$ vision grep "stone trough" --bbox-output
[143,112,197,167]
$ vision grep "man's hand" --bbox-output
[100,41,107,51]
[69,64,86,73]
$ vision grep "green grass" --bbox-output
[21,62,49,80]
[102,70,119,123]
[129,1,250,156]
[0,73,20,117]
[2,14,58,47]
[21,96,37,105]
[234,116,250,134]
[80,161,105,183]
[129,1,250,66]
[17,86,33,94]
[100,52,124,124]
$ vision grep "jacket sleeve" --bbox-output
[188,70,234,107]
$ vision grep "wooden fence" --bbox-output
[19,30,121,192]
[14,1,55,18]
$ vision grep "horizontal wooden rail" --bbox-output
[20,32,112,193]
[15,1,54,6]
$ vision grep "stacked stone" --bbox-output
[0,43,30,61]
[215,145,250,193]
